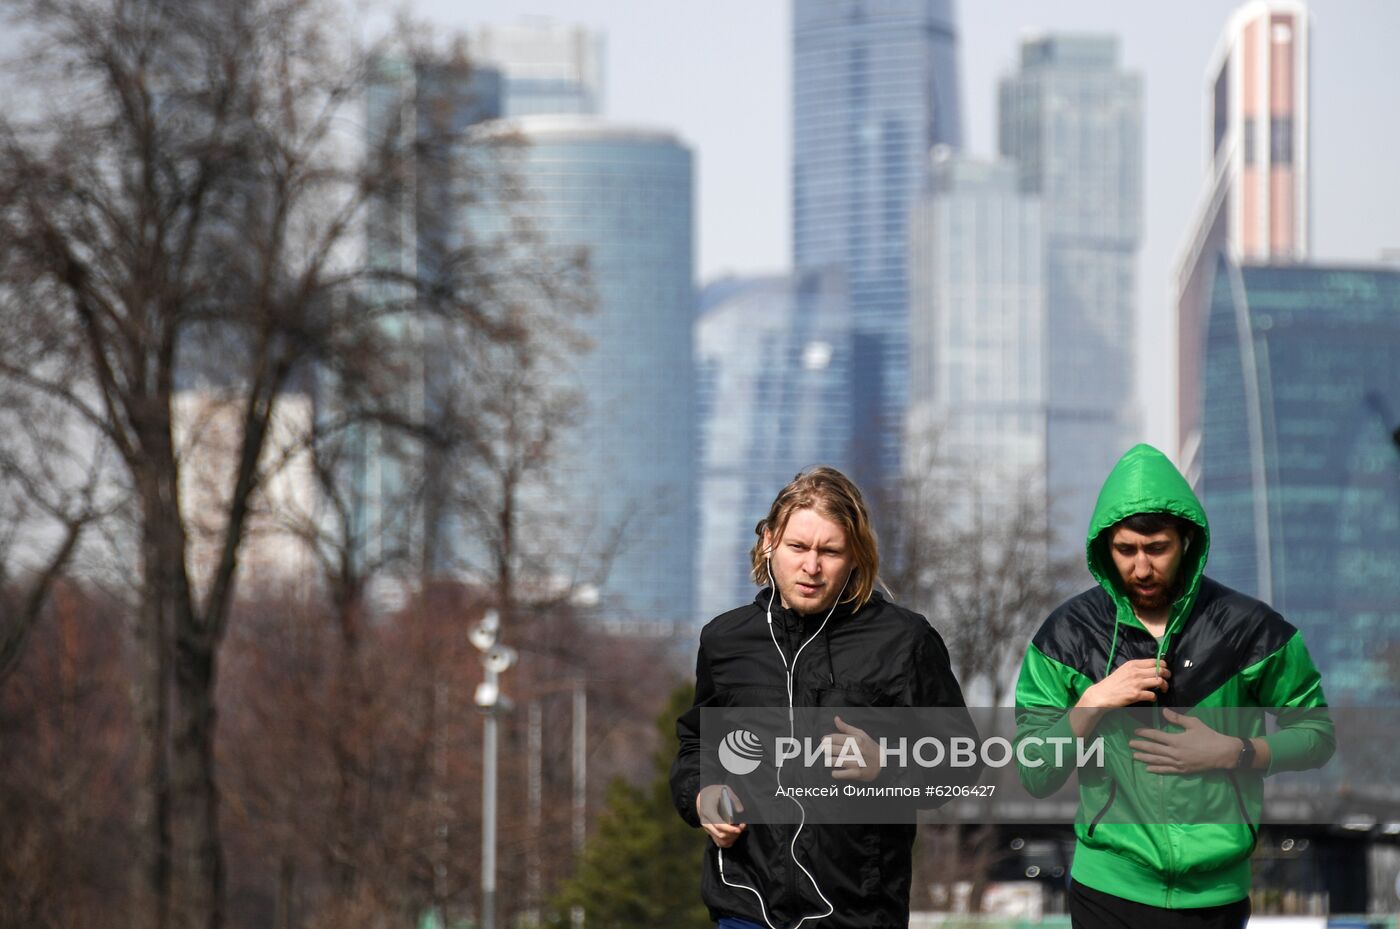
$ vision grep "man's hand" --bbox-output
[1081,658,1171,707]
[696,785,746,848]
[1070,659,1171,739]
[823,715,881,782]
[1129,708,1242,775]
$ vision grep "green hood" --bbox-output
[1086,444,1211,643]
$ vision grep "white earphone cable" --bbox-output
[715,557,850,929]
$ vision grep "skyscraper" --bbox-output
[471,21,605,117]
[695,271,852,622]
[360,54,504,584]
[1177,1,1310,477]
[475,115,695,628]
[907,148,1046,497]
[791,0,963,497]
[1199,263,1400,706]
[998,34,1143,550]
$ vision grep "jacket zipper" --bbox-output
[1086,778,1118,837]
[1152,628,1173,894]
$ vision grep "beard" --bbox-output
[1126,580,1176,612]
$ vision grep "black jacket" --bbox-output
[669,589,969,929]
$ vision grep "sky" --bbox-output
[411,0,1400,455]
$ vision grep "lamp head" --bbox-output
[482,644,517,675]
[474,680,500,709]
[469,610,501,652]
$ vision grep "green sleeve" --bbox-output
[1243,631,1335,775]
[1014,643,1092,798]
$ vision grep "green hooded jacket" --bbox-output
[1014,444,1334,908]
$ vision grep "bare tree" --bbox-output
[0,451,107,682]
[0,325,118,683]
[883,431,1079,914]
[884,433,1077,706]
[0,1,562,926]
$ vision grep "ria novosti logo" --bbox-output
[716,727,1105,773]
[718,729,764,775]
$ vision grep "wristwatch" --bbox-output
[1235,737,1256,771]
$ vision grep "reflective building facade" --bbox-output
[907,149,1046,497]
[792,0,963,495]
[998,34,1142,550]
[695,272,852,622]
[472,22,605,117]
[1200,263,1400,705]
[361,56,503,582]
[482,116,695,626]
[1177,1,1311,476]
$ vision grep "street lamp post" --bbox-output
[471,610,517,929]
[519,676,588,927]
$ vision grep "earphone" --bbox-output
[715,554,849,929]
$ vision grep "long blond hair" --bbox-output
[748,466,879,609]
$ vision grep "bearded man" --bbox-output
[1014,444,1334,929]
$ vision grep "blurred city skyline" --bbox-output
[413,0,1400,456]
[2,1,1394,923]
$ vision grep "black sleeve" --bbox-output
[669,640,714,828]
[905,622,969,709]
[903,623,983,800]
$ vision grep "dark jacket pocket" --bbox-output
[1086,778,1118,837]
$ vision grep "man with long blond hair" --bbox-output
[670,466,970,929]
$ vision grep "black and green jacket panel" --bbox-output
[1015,444,1334,909]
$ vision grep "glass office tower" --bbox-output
[998,34,1143,552]
[907,149,1047,504]
[792,0,963,496]
[360,55,503,584]
[1200,262,1400,705]
[695,271,852,623]
[1178,2,1311,474]
[476,115,695,628]
[472,21,605,117]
